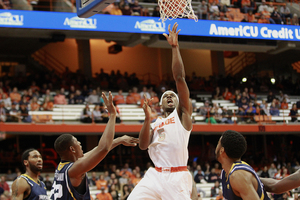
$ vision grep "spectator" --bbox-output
[19,103,32,123]
[80,104,92,123]
[211,180,221,197]
[249,87,257,100]
[121,184,131,200]
[89,172,98,186]
[289,103,298,122]
[198,1,208,19]
[121,3,132,15]
[68,93,76,105]
[271,6,283,24]
[9,87,21,104]
[260,166,270,178]
[222,87,232,100]
[43,89,54,102]
[194,166,206,183]
[74,90,85,104]
[99,103,109,123]
[131,87,141,104]
[44,174,52,191]
[219,3,227,14]
[270,101,280,116]
[268,163,278,178]
[96,186,113,200]
[281,98,289,110]
[131,173,141,186]
[86,89,100,105]
[126,90,137,105]
[212,87,223,100]
[292,13,299,25]
[0,0,12,9]
[258,0,268,13]
[141,7,150,16]
[92,105,103,123]
[221,106,234,124]
[241,0,252,14]
[130,0,143,15]
[268,2,275,13]
[207,168,220,183]
[152,6,160,17]
[30,96,40,111]
[267,91,276,103]
[280,4,292,22]
[111,2,122,15]
[109,184,119,200]
[41,96,53,111]
[96,174,108,190]
[54,89,67,105]
[0,176,9,192]
[1,94,11,108]
[10,0,32,10]
[8,102,20,122]
[139,86,150,100]
[0,102,6,122]
[113,90,126,105]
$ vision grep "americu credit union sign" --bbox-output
[0,10,300,41]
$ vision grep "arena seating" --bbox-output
[28,94,300,124]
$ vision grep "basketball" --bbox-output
[159,0,187,18]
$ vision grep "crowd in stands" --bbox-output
[0,0,299,25]
[0,68,298,123]
[196,86,300,124]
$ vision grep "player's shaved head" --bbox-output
[54,134,74,157]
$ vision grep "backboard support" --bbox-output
[76,0,115,18]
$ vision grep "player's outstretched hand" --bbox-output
[163,22,181,47]
[102,91,116,116]
[120,135,139,146]
[142,94,152,119]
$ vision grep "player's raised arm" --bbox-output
[69,92,116,178]
[261,169,300,194]
[230,170,261,200]
[139,95,154,150]
[163,22,192,130]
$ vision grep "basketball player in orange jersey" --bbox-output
[128,22,194,200]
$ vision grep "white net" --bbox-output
[158,0,198,22]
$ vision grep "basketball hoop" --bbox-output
[158,0,198,22]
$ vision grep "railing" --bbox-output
[225,52,256,76]
[31,49,66,77]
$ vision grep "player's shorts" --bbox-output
[128,167,193,200]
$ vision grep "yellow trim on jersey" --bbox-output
[226,161,249,182]
[260,192,264,200]
[58,161,70,171]
[21,174,40,185]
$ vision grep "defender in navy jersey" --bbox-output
[11,149,48,200]
[216,130,270,200]
[50,92,139,200]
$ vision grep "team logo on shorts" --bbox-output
[157,128,165,141]
[227,184,230,189]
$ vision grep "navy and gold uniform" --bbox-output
[50,161,90,200]
[221,161,270,200]
[20,174,48,200]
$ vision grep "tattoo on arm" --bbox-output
[12,181,18,200]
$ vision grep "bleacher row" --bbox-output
[29,93,300,124]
